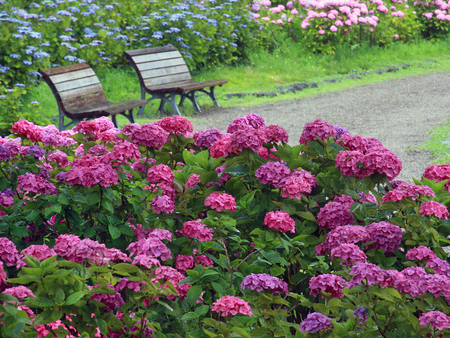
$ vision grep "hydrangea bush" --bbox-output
[1,115,450,337]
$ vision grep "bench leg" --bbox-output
[58,107,65,132]
[120,108,136,124]
[168,93,182,116]
[137,87,146,116]
[182,92,201,113]
[199,86,220,108]
[111,114,118,128]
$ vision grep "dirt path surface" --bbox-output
[191,71,450,182]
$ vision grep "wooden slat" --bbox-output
[131,51,181,64]
[144,73,192,87]
[39,63,90,77]
[55,75,101,92]
[141,65,190,80]
[124,45,177,57]
[50,68,96,84]
[59,83,104,101]
[62,92,107,110]
[137,58,186,72]
[104,100,148,115]
[146,80,195,93]
[179,79,228,92]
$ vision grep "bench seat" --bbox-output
[124,45,227,116]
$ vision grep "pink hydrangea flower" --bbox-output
[3,286,35,299]
[263,211,296,233]
[335,150,368,178]
[396,266,429,297]
[299,119,337,145]
[130,123,168,150]
[17,244,56,268]
[132,255,161,269]
[230,128,265,153]
[245,113,265,129]
[210,134,233,158]
[337,134,368,152]
[241,273,288,294]
[178,219,213,241]
[426,257,450,277]
[204,192,236,212]
[406,246,437,261]
[255,161,291,188]
[195,254,214,267]
[347,263,394,288]
[151,195,176,214]
[331,244,367,266]
[334,195,355,208]
[185,174,201,188]
[361,146,402,181]
[0,237,20,267]
[419,200,449,219]
[110,140,141,163]
[147,164,174,185]
[0,192,14,208]
[81,163,119,188]
[127,236,172,261]
[227,117,250,134]
[309,274,346,298]
[74,117,115,136]
[115,278,146,292]
[174,254,194,273]
[211,295,253,316]
[193,129,225,149]
[315,225,370,255]
[91,284,124,311]
[0,261,6,286]
[419,311,450,330]
[17,172,57,195]
[383,182,436,202]
[152,265,189,300]
[281,174,313,199]
[47,150,70,167]
[153,116,193,135]
[264,124,289,143]
[317,202,354,230]
[300,313,333,333]
[364,221,402,254]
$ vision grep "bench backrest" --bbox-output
[124,45,192,89]
[39,63,107,111]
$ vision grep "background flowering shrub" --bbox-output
[1,115,450,337]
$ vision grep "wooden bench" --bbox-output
[39,64,148,131]
[123,45,227,116]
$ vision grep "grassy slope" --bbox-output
[22,38,450,159]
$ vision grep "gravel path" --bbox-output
[192,71,450,182]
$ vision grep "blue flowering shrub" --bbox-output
[0,0,267,87]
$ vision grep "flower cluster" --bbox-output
[406,246,437,261]
[130,123,168,150]
[263,210,296,233]
[17,244,56,268]
[204,192,236,212]
[177,219,213,242]
[300,312,333,334]
[211,295,253,316]
[299,119,337,145]
[17,172,57,195]
[309,273,346,298]
[315,225,370,255]
[193,129,225,149]
[364,221,402,254]
[153,116,193,136]
[419,311,450,331]
[152,265,189,300]
[241,273,288,294]
[317,201,354,230]
[281,170,316,199]
[423,163,450,191]
[347,263,394,288]
[419,200,450,219]
[331,243,367,266]
[255,161,291,188]
[382,182,435,202]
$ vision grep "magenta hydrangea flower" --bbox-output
[281,174,313,200]
[151,195,176,214]
[73,117,115,136]
[0,145,11,162]
[3,286,35,299]
[147,164,174,185]
[174,254,194,273]
[299,119,337,145]
[419,200,449,219]
[255,161,291,188]
[132,255,161,269]
[299,312,333,333]
[245,113,265,129]
[331,244,367,266]
[211,295,253,316]
[193,129,225,149]
[347,263,394,289]
[406,246,437,262]
[210,134,233,158]
[153,116,193,135]
[17,244,56,268]
[91,284,125,312]
[195,254,214,268]
[396,267,430,297]
[127,236,172,261]
[333,195,355,208]
[361,146,402,181]
[204,192,236,212]
[315,225,370,256]
[81,163,119,188]
[0,192,14,208]
[47,150,70,167]
[419,311,450,331]
[309,274,346,299]
[230,128,265,153]
[241,273,288,294]
[115,278,146,292]
[335,150,368,179]
[177,219,213,241]
[426,257,450,277]
[185,173,201,188]
[0,261,6,286]
[317,202,354,230]
[364,221,402,254]
[130,123,168,150]
[263,211,296,233]
[227,117,250,134]
[17,172,57,195]
[382,182,435,202]
[264,124,289,143]
[423,163,450,191]
[0,237,20,267]
[337,134,368,152]
[152,265,189,300]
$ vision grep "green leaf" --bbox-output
[57,194,70,205]
[113,263,140,273]
[296,211,316,221]
[25,209,40,222]
[200,171,219,183]
[132,186,147,197]
[102,199,114,213]
[96,318,108,336]
[27,297,55,307]
[87,191,102,206]
[11,226,29,237]
[187,285,202,306]
[308,141,324,155]
[226,165,249,176]
[108,224,121,240]
[65,291,87,305]
[230,327,251,338]
[183,150,197,166]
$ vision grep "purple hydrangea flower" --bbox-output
[300,312,333,333]
[0,145,11,161]
[353,307,368,324]
[333,125,351,139]
[25,145,45,158]
[241,273,288,294]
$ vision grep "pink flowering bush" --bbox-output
[2,115,450,337]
